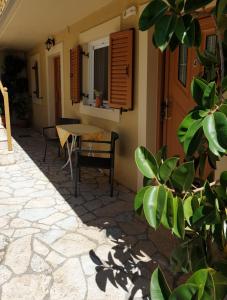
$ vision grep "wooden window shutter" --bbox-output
[70,45,82,103]
[109,29,134,110]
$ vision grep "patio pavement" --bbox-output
[0,127,177,300]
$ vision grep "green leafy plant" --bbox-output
[136,0,227,298]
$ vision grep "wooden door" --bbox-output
[54,56,62,123]
[164,17,216,157]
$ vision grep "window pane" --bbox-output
[178,44,188,87]
[94,46,108,101]
[206,35,217,54]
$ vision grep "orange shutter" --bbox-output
[70,45,82,103]
[109,29,134,110]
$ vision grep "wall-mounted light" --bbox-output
[45,37,55,51]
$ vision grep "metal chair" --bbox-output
[75,131,119,197]
[43,117,80,162]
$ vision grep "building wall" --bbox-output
[27,0,152,192]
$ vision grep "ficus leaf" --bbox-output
[169,283,198,299]
[191,77,209,107]
[154,14,177,51]
[143,185,167,229]
[214,111,227,149]
[171,161,195,192]
[184,0,213,13]
[161,191,174,229]
[203,114,226,156]
[172,197,185,238]
[184,196,199,225]
[159,157,179,183]
[150,267,171,300]
[134,186,150,212]
[135,147,158,179]
[139,0,169,31]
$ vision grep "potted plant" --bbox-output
[94,89,103,108]
[135,0,227,299]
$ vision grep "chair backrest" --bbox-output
[111,131,119,155]
[57,118,80,125]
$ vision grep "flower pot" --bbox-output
[95,96,102,108]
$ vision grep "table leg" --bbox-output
[61,136,76,180]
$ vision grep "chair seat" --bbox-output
[78,155,111,169]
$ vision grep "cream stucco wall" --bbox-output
[27,0,157,192]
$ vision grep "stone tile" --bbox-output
[31,254,52,273]
[94,201,132,217]
[0,265,12,286]
[51,233,96,257]
[19,207,57,221]
[39,212,67,225]
[25,197,56,208]
[118,220,147,235]
[36,229,65,245]
[5,235,32,274]
[77,227,106,243]
[56,216,78,231]
[50,258,86,300]
[13,228,40,238]
[10,218,31,228]
[2,274,51,300]
[33,239,50,256]
[46,251,65,268]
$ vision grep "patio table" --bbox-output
[56,124,104,179]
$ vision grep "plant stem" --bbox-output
[217,28,225,96]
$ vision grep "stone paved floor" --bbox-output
[0,128,177,300]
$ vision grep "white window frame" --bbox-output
[88,36,109,106]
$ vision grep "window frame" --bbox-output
[88,36,109,106]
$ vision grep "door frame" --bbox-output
[45,42,64,126]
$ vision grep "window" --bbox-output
[178,44,188,87]
[88,37,109,107]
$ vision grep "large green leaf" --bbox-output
[184,0,213,13]
[175,15,201,47]
[183,119,203,155]
[169,283,198,300]
[178,110,203,144]
[214,112,227,149]
[159,157,179,183]
[135,147,158,179]
[212,270,227,299]
[134,186,150,212]
[154,14,177,51]
[184,196,199,225]
[143,185,167,229]
[155,145,167,166]
[203,114,226,156]
[161,191,174,229]
[150,268,171,300]
[202,81,216,108]
[187,269,214,300]
[191,77,208,107]
[139,0,169,31]
[172,197,185,238]
[171,161,195,192]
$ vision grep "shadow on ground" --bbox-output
[12,127,178,299]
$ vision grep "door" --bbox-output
[54,56,62,123]
[164,17,216,157]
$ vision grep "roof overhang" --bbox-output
[0,0,113,51]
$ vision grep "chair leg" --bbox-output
[110,168,114,197]
[43,142,47,162]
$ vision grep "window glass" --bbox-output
[94,46,108,101]
[178,44,188,87]
[206,34,217,54]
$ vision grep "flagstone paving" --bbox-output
[0,128,177,300]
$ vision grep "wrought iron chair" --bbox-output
[75,131,119,197]
[43,117,80,162]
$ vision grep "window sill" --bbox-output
[79,103,120,122]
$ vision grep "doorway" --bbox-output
[164,17,216,157]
